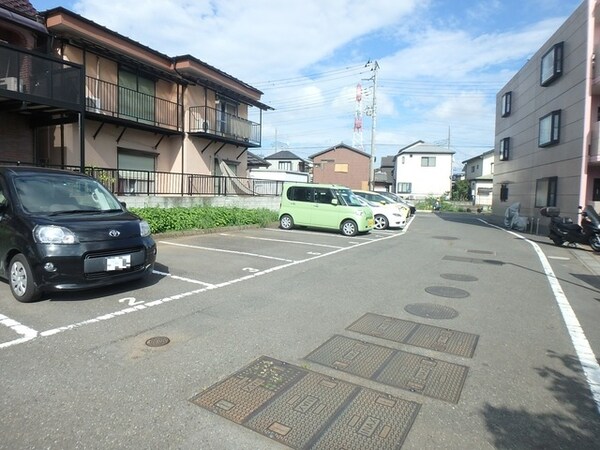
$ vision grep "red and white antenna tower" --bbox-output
[352,83,364,150]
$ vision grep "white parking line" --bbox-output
[0,313,38,349]
[219,234,344,249]
[153,270,215,287]
[1,218,413,349]
[481,219,600,415]
[158,240,294,262]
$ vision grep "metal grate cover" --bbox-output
[305,335,469,404]
[404,303,459,320]
[425,286,470,298]
[346,313,479,358]
[190,356,421,449]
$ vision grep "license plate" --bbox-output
[106,254,131,271]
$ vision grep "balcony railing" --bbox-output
[0,161,283,197]
[0,43,83,110]
[189,105,261,147]
[85,76,181,131]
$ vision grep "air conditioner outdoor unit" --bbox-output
[85,96,102,113]
[0,77,19,91]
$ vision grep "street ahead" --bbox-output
[1,212,599,449]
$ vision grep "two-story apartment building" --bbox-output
[463,149,494,207]
[393,140,454,199]
[493,1,600,224]
[0,3,271,196]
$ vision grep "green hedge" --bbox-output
[129,206,279,234]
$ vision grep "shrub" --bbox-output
[129,206,278,234]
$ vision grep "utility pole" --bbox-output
[363,60,379,190]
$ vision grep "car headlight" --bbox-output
[34,225,78,244]
[139,220,151,237]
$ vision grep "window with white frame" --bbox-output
[397,182,411,193]
[278,161,292,171]
[540,42,563,86]
[499,138,510,161]
[421,156,436,167]
[535,176,557,207]
[539,110,561,147]
[501,91,512,117]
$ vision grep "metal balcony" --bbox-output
[188,105,261,147]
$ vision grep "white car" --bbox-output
[354,195,407,230]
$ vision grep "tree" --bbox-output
[452,179,470,201]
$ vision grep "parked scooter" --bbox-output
[540,205,600,252]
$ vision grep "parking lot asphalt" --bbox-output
[1,211,600,449]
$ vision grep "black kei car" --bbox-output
[0,166,157,302]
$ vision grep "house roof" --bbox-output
[374,170,393,184]
[395,140,455,158]
[309,143,370,159]
[247,152,270,168]
[379,155,395,169]
[462,149,495,164]
[265,150,305,160]
[0,0,47,33]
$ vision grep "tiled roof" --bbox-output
[0,0,37,17]
[265,150,304,160]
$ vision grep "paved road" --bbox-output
[1,212,599,449]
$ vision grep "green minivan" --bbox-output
[278,183,374,236]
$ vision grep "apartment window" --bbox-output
[540,42,563,86]
[397,182,412,193]
[118,70,155,123]
[539,110,561,147]
[593,178,600,201]
[421,156,436,167]
[501,91,512,117]
[278,161,292,171]
[500,184,509,202]
[118,149,156,194]
[471,166,475,173]
[499,138,510,161]
[535,177,558,207]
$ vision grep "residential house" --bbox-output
[393,140,454,200]
[310,143,370,190]
[463,149,494,207]
[374,155,395,192]
[0,4,271,197]
[493,1,597,224]
[256,150,310,182]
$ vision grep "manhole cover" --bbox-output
[425,286,470,298]
[467,249,494,255]
[306,335,468,404]
[432,236,458,240]
[145,336,170,347]
[191,356,420,449]
[346,313,479,358]
[440,273,479,282]
[404,303,459,320]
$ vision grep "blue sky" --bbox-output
[31,0,584,170]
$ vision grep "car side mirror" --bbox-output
[331,198,338,205]
[120,201,127,208]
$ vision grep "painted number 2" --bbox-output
[119,297,144,306]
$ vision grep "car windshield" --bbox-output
[336,189,364,207]
[14,173,123,214]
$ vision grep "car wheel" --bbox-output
[341,219,358,236]
[9,254,41,303]
[374,214,388,230]
[280,214,294,230]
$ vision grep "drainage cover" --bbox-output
[306,335,468,404]
[346,312,479,358]
[443,255,504,266]
[467,249,495,255]
[190,356,420,449]
[440,273,478,282]
[404,303,459,320]
[425,286,470,298]
[432,236,458,240]
[145,336,170,347]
